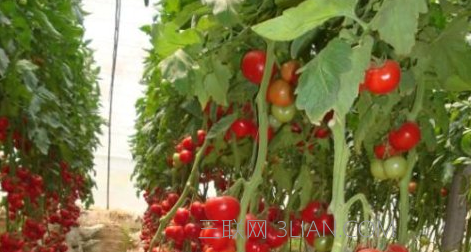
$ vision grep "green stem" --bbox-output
[398,150,418,244]
[235,40,275,252]
[148,141,209,250]
[397,80,425,244]
[330,119,351,252]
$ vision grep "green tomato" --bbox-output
[172,153,182,168]
[314,235,334,252]
[268,115,282,129]
[460,132,471,156]
[18,0,27,5]
[370,159,388,180]
[271,104,296,123]
[384,156,407,179]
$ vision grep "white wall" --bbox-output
[82,0,154,213]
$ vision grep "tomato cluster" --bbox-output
[173,130,207,167]
[370,122,421,180]
[0,117,90,252]
[0,161,86,252]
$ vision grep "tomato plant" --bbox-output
[0,0,101,251]
[131,0,471,252]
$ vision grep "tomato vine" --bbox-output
[132,0,471,252]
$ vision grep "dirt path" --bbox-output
[78,208,141,252]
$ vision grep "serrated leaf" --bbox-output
[273,166,292,191]
[153,23,202,58]
[335,36,373,116]
[0,48,9,76]
[252,0,358,41]
[371,0,427,55]
[159,49,197,96]
[295,39,352,123]
[207,113,237,139]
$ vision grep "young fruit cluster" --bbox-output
[370,122,421,180]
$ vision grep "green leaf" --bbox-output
[430,17,471,91]
[31,128,51,154]
[206,60,231,105]
[32,9,62,39]
[295,39,352,123]
[252,0,359,41]
[371,0,427,55]
[16,60,39,89]
[159,49,197,96]
[207,113,237,139]
[201,0,241,25]
[272,166,292,191]
[335,36,373,116]
[153,23,202,58]
[0,48,9,76]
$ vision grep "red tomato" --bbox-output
[197,130,206,146]
[184,223,202,240]
[388,122,421,151]
[241,50,277,85]
[290,217,303,237]
[357,249,381,252]
[281,60,301,85]
[181,136,195,151]
[167,193,179,206]
[165,225,184,242]
[190,201,207,220]
[246,213,263,241]
[374,144,400,159]
[174,208,190,225]
[199,226,233,250]
[204,196,240,225]
[175,143,184,152]
[266,225,288,248]
[301,201,325,223]
[291,122,302,134]
[0,117,9,131]
[179,150,194,164]
[314,127,330,139]
[150,204,162,216]
[267,79,294,107]
[315,213,335,235]
[246,241,270,252]
[385,244,409,252]
[364,60,401,94]
[304,230,317,246]
[230,119,256,139]
[267,206,282,222]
